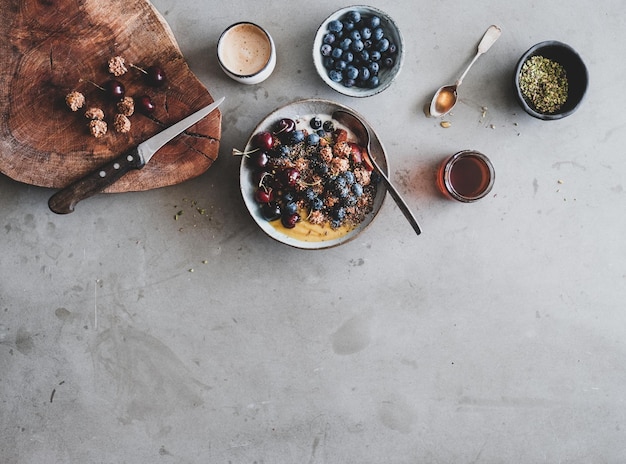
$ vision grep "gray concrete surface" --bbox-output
[2,0,626,462]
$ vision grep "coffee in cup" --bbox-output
[217,22,276,84]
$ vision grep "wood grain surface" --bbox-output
[0,0,221,192]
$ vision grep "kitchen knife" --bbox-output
[48,96,225,214]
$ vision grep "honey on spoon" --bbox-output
[429,25,502,118]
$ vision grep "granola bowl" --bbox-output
[239,98,388,249]
[514,41,588,120]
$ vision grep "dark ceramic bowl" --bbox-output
[514,41,588,120]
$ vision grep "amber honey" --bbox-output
[438,150,495,202]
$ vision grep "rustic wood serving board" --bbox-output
[0,0,221,192]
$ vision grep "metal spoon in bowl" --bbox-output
[429,25,502,118]
[332,110,422,236]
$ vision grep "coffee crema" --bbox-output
[219,23,272,76]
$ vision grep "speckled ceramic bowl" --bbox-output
[239,98,388,249]
[514,40,588,120]
[313,5,404,97]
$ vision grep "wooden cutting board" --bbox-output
[0,0,221,192]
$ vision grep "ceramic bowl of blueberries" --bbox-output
[313,5,404,97]
[514,41,588,120]
[239,98,389,249]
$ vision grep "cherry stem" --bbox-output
[79,78,104,91]
[257,172,273,188]
[232,147,259,157]
[129,63,148,75]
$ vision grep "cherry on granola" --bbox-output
[261,202,281,221]
[254,187,274,204]
[280,167,300,188]
[281,212,300,229]
[251,131,274,151]
[250,150,270,169]
[273,118,295,135]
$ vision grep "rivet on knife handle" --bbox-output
[48,148,143,214]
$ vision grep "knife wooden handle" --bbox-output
[48,148,144,214]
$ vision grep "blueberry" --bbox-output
[333,176,347,192]
[349,30,361,41]
[383,56,395,68]
[331,219,342,229]
[344,171,355,185]
[345,195,358,207]
[323,121,335,132]
[332,206,346,221]
[305,188,316,201]
[359,66,370,81]
[331,47,343,59]
[372,27,384,41]
[284,201,298,215]
[277,145,291,157]
[358,50,370,62]
[360,27,372,40]
[339,38,352,50]
[334,60,347,71]
[310,197,324,211]
[369,15,381,28]
[346,10,361,23]
[306,133,320,146]
[369,50,381,62]
[369,76,380,88]
[288,130,305,144]
[363,39,373,50]
[388,43,398,54]
[323,33,336,45]
[328,19,343,33]
[342,51,354,63]
[342,20,355,32]
[283,191,295,202]
[323,56,334,69]
[368,62,379,75]
[310,116,322,130]
[343,78,356,88]
[351,39,364,52]
[337,186,350,199]
[352,183,363,197]
[345,65,359,80]
[376,38,390,52]
[320,44,332,57]
[328,69,342,83]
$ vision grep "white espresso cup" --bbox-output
[217,22,276,85]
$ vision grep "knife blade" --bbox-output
[48,96,225,214]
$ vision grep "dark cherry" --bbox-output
[104,80,125,101]
[255,188,274,204]
[136,95,155,115]
[145,65,167,87]
[273,118,295,135]
[280,167,300,188]
[281,212,300,229]
[251,131,274,151]
[250,150,269,169]
[261,202,281,221]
